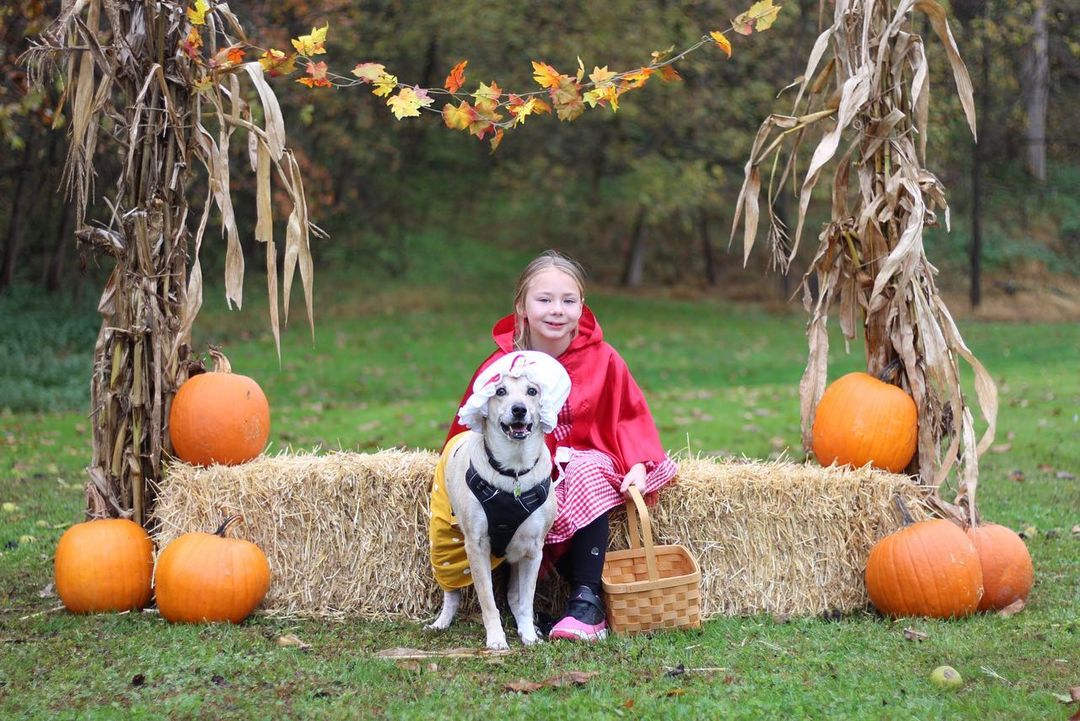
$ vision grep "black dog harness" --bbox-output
[466,446,551,558]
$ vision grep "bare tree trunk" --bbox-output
[700,209,716,286]
[621,204,647,287]
[45,205,73,293]
[971,18,990,309]
[1023,0,1049,183]
[0,140,33,290]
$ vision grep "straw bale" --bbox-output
[154,451,933,620]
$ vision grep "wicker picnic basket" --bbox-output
[601,486,702,634]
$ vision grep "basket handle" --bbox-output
[624,485,659,582]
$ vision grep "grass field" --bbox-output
[1,250,1078,720]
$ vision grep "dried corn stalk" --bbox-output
[731,0,997,523]
[24,0,319,524]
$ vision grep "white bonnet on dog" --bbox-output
[457,351,571,433]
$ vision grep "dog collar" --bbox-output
[483,442,541,491]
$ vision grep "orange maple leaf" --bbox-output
[473,81,502,115]
[660,65,681,82]
[297,61,332,88]
[181,27,202,60]
[620,67,654,90]
[549,76,583,122]
[709,31,733,58]
[444,60,468,93]
[442,101,479,130]
[490,128,505,153]
[531,61,563,90]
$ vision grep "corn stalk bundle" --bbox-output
[23,0,317,524]
[731,0,998,523]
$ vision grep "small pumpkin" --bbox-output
[865,515,983,619]
[812,367,918,473]
[155,515,271,623]
[54,518,154,613]
[168,349,270,466]
[967,523,1033,611]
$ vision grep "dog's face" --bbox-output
[485,374,542,441]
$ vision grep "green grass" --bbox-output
[1,245,1078,720]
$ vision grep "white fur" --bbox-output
[426,374,557,650]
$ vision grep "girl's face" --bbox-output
[520,267,583,355]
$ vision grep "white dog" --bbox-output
[427,352,570,650]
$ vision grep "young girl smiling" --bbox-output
[442,250,678,641]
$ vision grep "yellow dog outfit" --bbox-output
[428,351,571,591]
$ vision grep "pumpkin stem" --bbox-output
[893,495,914,526]
[214,514,244,538]
[876,358,904,386]
[208,347,232,374]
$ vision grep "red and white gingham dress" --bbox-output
[546,402,678,545]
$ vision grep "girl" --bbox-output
[442,250,678,641]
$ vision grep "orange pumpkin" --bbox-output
[967,523,1033,611]
[865,518,983,618]
[168,349,270,466]
[812,370,918,473]
[54,518,154,613]
[155,515,271,623]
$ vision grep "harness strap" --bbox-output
[466,462,550,558]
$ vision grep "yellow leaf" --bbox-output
[259,49,297,77]
[372,74,398,97]
[291,23,329,56]
[576,56,586,83]
[351,63,387,83]
[387,87,432,119]
[589,65,616,88]
[508,96,538,126]
[187,0,210,26]
[583,85,619,112]
[732,0,782,35]
[710,31,733,58]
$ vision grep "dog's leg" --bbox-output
[425,589,461,631]
[463,540,509,651]
[508,553,543,645]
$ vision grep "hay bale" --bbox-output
[154,451,933,620]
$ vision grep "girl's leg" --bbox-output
[550,512,609,640]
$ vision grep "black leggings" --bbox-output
[554,511,609,594]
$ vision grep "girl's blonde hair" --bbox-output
[513,250,587,351]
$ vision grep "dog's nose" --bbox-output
[511,403,527,419]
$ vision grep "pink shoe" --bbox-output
[549,614,608,641]
[548,585,608,641]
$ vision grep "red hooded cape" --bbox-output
[444,306,667,473]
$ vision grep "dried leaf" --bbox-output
[276,633,311,649]
[996,598,1025,617]
[903,627,928,642]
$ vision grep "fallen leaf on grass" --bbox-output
[376,647,510,660]
[38,582,55,598]
[1009,469,1025,482]
[903,628,928,642]
[664,688,686,697]
[1072,525,1080,539]
[1057,470,1077,480]
[276,633,311,649]
[504,671,599,693]
[990,443,1012,454]
[997,598,1025,617]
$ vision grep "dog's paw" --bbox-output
[425,620,450,632]
[485,634,510,651]
[519,628,541,646]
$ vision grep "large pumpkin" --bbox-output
[865,518,983,618]
[812,370,918,473]
[967,523,1033,611]
[168,349,270,466]
[54,518,154,613]
[155,515,271,623]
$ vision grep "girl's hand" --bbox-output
[619,463,647,496]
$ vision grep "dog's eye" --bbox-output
[495,387,507,397]
[527,387,539,396]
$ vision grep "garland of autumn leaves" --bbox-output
[182,0,783,152]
